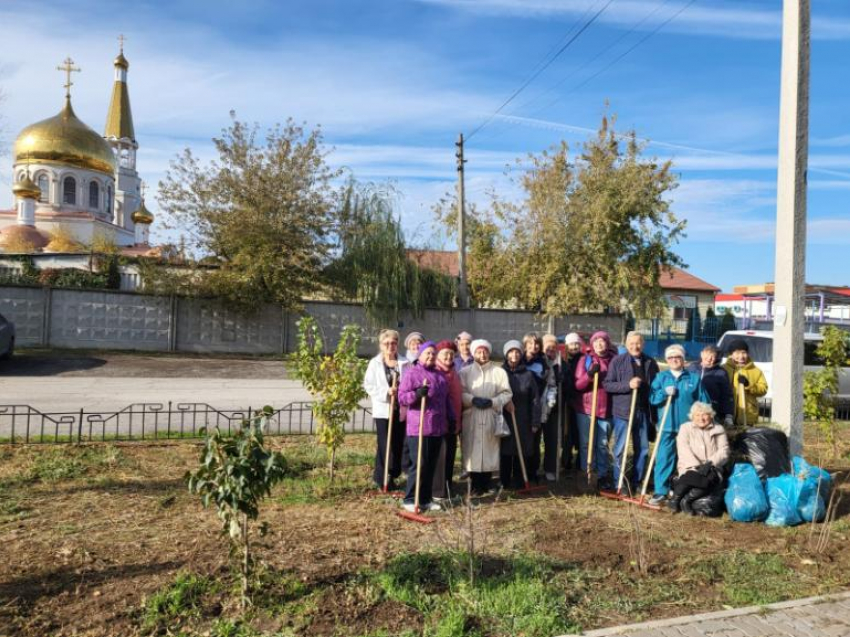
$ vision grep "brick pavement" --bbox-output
[570,590,850,637]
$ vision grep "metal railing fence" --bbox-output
[0,401,374,444]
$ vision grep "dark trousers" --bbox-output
[404,436,442,506]
[563,406,579,471]
[373,416,406,488]
[470,471,491,495]
[529,428,542,480]
[543,406,561,475]
[500,453,529,489]
[444,432,458,491]
[672,469,719,498]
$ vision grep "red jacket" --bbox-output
[573,352,614,419]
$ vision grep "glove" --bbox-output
[587,363,600,376]
[696,462,713,477]
[665,385,677,397]
[724,414,734,427]
[415,386,429,400]
[737,374,749,388]
[472,397,493,409]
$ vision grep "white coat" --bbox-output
[459,361,512,472]
[363,355,408,420]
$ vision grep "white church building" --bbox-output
[0,45,154,255]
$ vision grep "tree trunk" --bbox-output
[329,446,337,484]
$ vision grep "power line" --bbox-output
[465,0,615,142]
[514,0,674,116]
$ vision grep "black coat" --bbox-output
[501,362,540,457]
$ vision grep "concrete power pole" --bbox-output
[772,0,810,456]
[456,133,470,309]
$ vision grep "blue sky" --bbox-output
[1,0,848,292]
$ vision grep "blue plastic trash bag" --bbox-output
[724,463,769,523]
[792,456,832,523]
[765,474,803,527]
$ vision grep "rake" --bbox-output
[510,411,547,495]
[397,381,434,524]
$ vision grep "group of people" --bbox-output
[363,328,769,515]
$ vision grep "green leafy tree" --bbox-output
[326,181,456,321]
[157,112,341,311]
[434,115,685,316]
[719,309,737,339]
[803,326,849,456]
[186,407,287,610]
[291,317,367,482]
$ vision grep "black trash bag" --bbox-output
[690,488,725,517]
[733,427,790,480]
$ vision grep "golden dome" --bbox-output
[132,199,154,224]
[114,52,129,69]
[12,174,41,200]
[14,98,116,176]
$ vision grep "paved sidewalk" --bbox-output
[573,590,850,637]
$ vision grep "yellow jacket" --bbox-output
[723,360,768,427]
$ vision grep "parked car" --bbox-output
[0,312,14,360]
[717,330,850,399]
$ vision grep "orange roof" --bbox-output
[659,266,720,293]
[407,249,459,277]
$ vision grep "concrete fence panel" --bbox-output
[176,298,284,354]
[0,287,47,347]
[49,289,171,350]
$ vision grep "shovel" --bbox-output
[635,393,673,510]
[586,371,599,484]
[510,411,547,495]
[397,381,434,524]
[380,374,404,497]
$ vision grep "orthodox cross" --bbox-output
[118,34,127,53]
[57,57,81,99]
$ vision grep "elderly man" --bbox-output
[603,332,659,493]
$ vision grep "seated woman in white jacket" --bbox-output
[669,401,730,515]
[364,329,409,490]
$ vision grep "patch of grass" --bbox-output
[373,551,580,637]
[573,571,689,625]
[17,445,126,483]
[250,563,311,613]
[141,571,216,634]
[275,442,372,505]
[687,551,802,607]
[209,619,265,637]
[0,488,30,523]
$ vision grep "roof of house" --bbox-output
[407,249,459,277]
[659,266,721,293]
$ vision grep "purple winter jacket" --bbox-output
[399,362,454,437]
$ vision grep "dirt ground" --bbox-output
[1,349,288,379]
[1,434,849,637]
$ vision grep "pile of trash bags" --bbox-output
[723,428,833,526]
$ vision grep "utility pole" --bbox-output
[456,133,470,308]
[772,0,810,456]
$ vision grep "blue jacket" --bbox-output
[687,362,734,420]
[603,353,660,422]
[649,369,709,435]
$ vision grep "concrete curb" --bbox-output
[567,589,850,637]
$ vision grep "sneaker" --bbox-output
[426,501,442,512]
[647,493,666,506]
[545,472,556,482]
[402,503,416,513]
[666,497,681,513]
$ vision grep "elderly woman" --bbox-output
[363,329,408,490]
[669,402,730,515]
[541,333,563,481]
[501,340,541,489]
[574,331,617,489]
[433,340,463,499]
[398,341,454,512]
[562,333,584,474]
[648,344,710,505]
[459,339,513,496]
[403,332,425,364]
[523,332,555,482]
[454,331,474,369]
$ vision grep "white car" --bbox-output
[717,330,850,399]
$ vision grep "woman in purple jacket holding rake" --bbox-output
[398,341,455,513]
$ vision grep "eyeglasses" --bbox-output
[666,355,684,360]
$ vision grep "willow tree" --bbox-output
[157,113,340,311]
[435,115,685,316]
[327,181,456,321]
